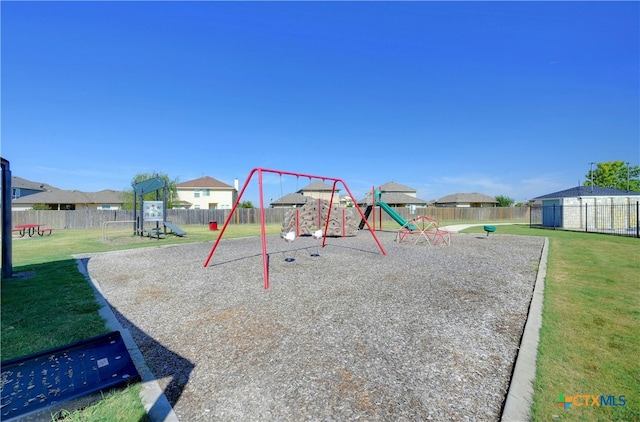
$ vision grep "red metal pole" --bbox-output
[371,186,377,231]
[258,169,269,289]
[324,182,336,247]
[318,198,322,232]
[203,168,258,267]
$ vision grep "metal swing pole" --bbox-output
[203,168,258,267]
[204,167,387,290]
[258,169,270,289]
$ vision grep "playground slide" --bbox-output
[358,205,373,229]
[164,221,186,237]
[377,201,416,229]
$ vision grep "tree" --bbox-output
[239,200,255,208]
[121,172,179,210]
[584,161,640,191]
[495,195,515,207]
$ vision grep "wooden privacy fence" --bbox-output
[11,206,531,230]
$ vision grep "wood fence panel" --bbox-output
[11,206,530,229]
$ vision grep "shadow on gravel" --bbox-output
[109,306,194,413]
[78,257,193,420]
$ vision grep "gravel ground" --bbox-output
[84,231,544,421]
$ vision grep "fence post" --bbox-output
[636,201,640,237]
[585,203,588,233]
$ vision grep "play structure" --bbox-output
[203,168,386,289]
[484,225,496,236]
[359,188,449,246]
[132,176,186,239]
[281,198,359,238]
[359,188,417,231]
[396,216,451,246]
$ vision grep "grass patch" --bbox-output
[461,225,640,421]
[1,259,108,359]
[54,384,148,422]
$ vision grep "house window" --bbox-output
[194,205,200,210]
[101,204,111,210]
[203,189,210,196]
[194,189,200,198]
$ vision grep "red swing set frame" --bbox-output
[203,167,386,289]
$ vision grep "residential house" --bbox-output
[359,181,429,208]
[532,185,640,230]
[270,181,340,208]
[435,193,497,208]
[11,176,57,199]
[175,176,237,210]
[12,189,125,211]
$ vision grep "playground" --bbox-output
[84,230,544,420]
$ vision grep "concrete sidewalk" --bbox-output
[440,222,516,233]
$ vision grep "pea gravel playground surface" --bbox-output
[83,231,544,421]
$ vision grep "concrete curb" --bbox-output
[501,237,548,421]
[75,258,179,422]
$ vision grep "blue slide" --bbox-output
[377,201,416,230]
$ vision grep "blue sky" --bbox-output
[2,1,638,204]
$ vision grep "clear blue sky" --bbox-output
[2,1,638,204]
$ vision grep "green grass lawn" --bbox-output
[2,223,638,421]
[462,225,639,421]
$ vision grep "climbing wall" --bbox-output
[281,199,359,237]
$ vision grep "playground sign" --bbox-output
[143,201,163,222]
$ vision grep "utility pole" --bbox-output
[589,162,595,192]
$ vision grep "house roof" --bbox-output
[382,192,428,205]
[12,189,124,204]
[298,180,338,192]
[378,181,415,193]
[176,176,233,189]
[358,192,429,205]
[534,185,639,200]
[436,193,497,204]
[270,193,314,206]
[12,176,58,192]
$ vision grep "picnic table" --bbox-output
[12,224,53,237]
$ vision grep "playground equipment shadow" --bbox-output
[82,231,544,421]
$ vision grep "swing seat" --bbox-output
[282,231,296,261]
